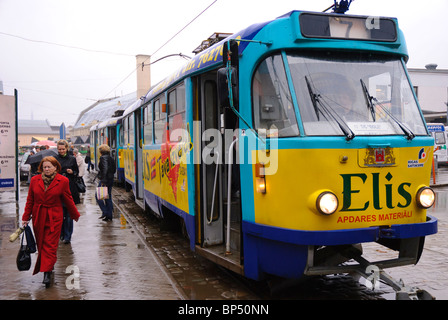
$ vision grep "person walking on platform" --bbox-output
[55,140,80,244]
[85,146,94,172]
[73,148,86,193]
[21,156,80,288]
[96,144,115,221]
[73,148,86,177]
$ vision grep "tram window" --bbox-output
[168,83,186,142]
[154,99,160,120]
[168,89,176,140]
[123,117,129,145]
[154,95,166,144]
[99,129,105,145]
[177,84,186,112]
[103,129,107,144]
[123,120,126,145]
[103,129,109,145]
[168,90,176,114]
[154,99,161,144]
[129,114,134,146]
[119,124,124,146]
[104,128,108,144]
[252,54,299,137]
[287,51,427,137]
[143,103,153,145]
[109,127,116,149]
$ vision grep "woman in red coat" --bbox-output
[22,156,80,287]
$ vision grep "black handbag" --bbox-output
[24,226,36,254]
[16,232,32,271]
[76,177,86,193]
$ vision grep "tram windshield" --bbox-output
[252,51,427,138]
[288,51,427,137]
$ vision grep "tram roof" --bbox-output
[141,19,271,103]
[74,92,136,129]
[139,10,405,104]
[122,99,143,118]
[95,117,122,131]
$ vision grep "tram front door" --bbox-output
[194,73,243,274]
[200,74,223,247]
[197,72,242,252]
[134,110,144,203]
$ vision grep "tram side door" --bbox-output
[93,131,99,171]
[200,74,224,246]
[135,110,144,200]
[108,126,118,179]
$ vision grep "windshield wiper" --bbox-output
[360,79,415,140]
[305,75,324,121]
[305,76,355,141]
[360,79,376,122]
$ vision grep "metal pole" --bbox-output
[208,152,219,225]
[226,139,238,255]
[15,89,19,204]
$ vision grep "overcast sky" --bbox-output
[1,0,447,126]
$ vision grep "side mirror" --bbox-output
[217,67,238,108]
[217,39,239,109]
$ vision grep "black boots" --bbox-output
[43,271,52,288]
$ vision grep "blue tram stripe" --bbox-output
[243,215,438,246]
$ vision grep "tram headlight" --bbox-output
[316,192,339,215]
[255,177,266,194]
[416,187,435,209]
[255,163,266,194]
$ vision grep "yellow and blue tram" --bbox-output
[95,8,438,288]
[90,116,125,184]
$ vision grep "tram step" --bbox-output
[135,198,145,210]
[195,244,244,276]
[227,222,240,252]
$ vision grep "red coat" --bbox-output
[22,174,80,275]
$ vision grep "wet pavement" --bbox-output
[1,167,447,300]
[431,162,448,187]
[380,167,448,300]
[352,164,448,300]
[0,174,183,300]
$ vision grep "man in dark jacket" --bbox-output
[55,139,80,244]
[96,144,116,221]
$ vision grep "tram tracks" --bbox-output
[110,184,387,300]
[111,186,263,300]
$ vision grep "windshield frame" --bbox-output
[287,50,427,138]
[251,50,428,139]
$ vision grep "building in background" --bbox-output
[70,94,134,143]
[408,64,448,124]
[18,119,69,147]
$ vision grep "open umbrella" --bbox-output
[36,140,57,147]
[25,148,58,165]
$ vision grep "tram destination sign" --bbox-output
[299,13,397,42]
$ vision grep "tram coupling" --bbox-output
[353,256,435,300]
